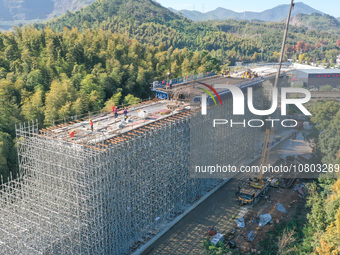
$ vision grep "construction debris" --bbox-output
[208,226,217,236]
[277,203,287,213]
[237,218,246,228]
[259,214,272,227]
[295,184,305,195]
[211,233,224,246]
[247,230,257,242]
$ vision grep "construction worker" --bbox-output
[114,107,118,118]
[69,130,75,139]
[169,80,172,89]
[90,119,93,132]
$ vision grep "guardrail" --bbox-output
[193,73,277,105]
[151,71,215,90]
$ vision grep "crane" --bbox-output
[250,0,295,189]
[238,0,295,203]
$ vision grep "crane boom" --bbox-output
[239,0,295,203]
[255,0,295,186]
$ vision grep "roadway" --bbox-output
[310,91,340,99]
[152,75,250,100]
[141,131,312,255]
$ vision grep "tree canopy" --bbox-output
[0,25,221,178]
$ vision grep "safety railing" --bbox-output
[193,72,278,105]
[152,71,216,89]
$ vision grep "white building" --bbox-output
[336,54,340,66]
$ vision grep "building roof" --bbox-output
[297,69,340,74]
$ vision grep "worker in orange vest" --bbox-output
[90,119,93,132]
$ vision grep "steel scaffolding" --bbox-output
[0,111,221,254]
[0,82,281,254]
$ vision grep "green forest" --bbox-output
[0,25,221,178]
[35,0,340,64]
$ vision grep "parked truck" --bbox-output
[237,179,270,205]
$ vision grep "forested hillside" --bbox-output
[38,0,340,64]
[291,13,340,31]
[0,26,220,179]
[206,19,340,64]
[301,101,340,254]
[37,0,262,56]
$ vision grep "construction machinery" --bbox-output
[221,69,231,78]
[237,128,272,205]
[241,70,258,79]
[238,0,295,205]
[238,179,270,205]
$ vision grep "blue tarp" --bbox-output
[277,203,287,213]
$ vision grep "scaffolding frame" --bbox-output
[0,80,284,254]
[0,110,221,254]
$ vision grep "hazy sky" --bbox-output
[156,0,340,17]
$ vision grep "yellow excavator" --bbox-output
[221,69,231,78]
[238,0,295,205]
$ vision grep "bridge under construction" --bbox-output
[0,66,294,255]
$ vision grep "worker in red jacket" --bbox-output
[90,119,93,132]
[70,130,75,139]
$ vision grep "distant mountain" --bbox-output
[168,2,323,22]
[38,0,265,54]
[38,0,196,47]
[167,7,178,14]
[337,17,340,22]
[0,0,97,21]
[45,0,183,29]
[291,13,340,31]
